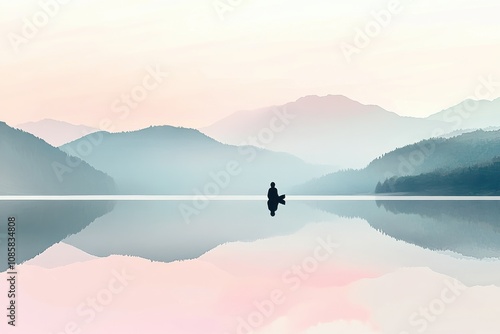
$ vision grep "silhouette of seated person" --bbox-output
[267,182,286,217]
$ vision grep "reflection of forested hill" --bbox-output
[377,200,500,227]
[310,200,500,258]
[0,201,114,270]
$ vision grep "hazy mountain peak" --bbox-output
[201,95,447,168]
[137,124,199,133]
[114,125,220,143]
[16,118,98,147]
[292,94,369,112]
[295,94,359,105]
[427,98,500,130]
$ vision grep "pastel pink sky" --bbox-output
[1,0,500,131]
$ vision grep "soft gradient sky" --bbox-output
[1,0,500,130]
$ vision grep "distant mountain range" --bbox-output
[17,95,500,171]
[10,95,500,196]
[428,98,500,130]
[201,95,454,168]
[0,121,115,195]
[295,129,500,195]
[60,126,333,194]
[16,119,98,147]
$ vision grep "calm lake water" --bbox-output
[1,199,500,284]
[2,199,500,334]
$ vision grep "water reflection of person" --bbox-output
[267,182,286,217]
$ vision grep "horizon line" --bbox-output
[1,195,500,201]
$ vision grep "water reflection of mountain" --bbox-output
[0,201,114,270]
[310,200,500,258]
[64,201,328,263]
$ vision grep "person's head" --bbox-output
[270,182,275,188]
